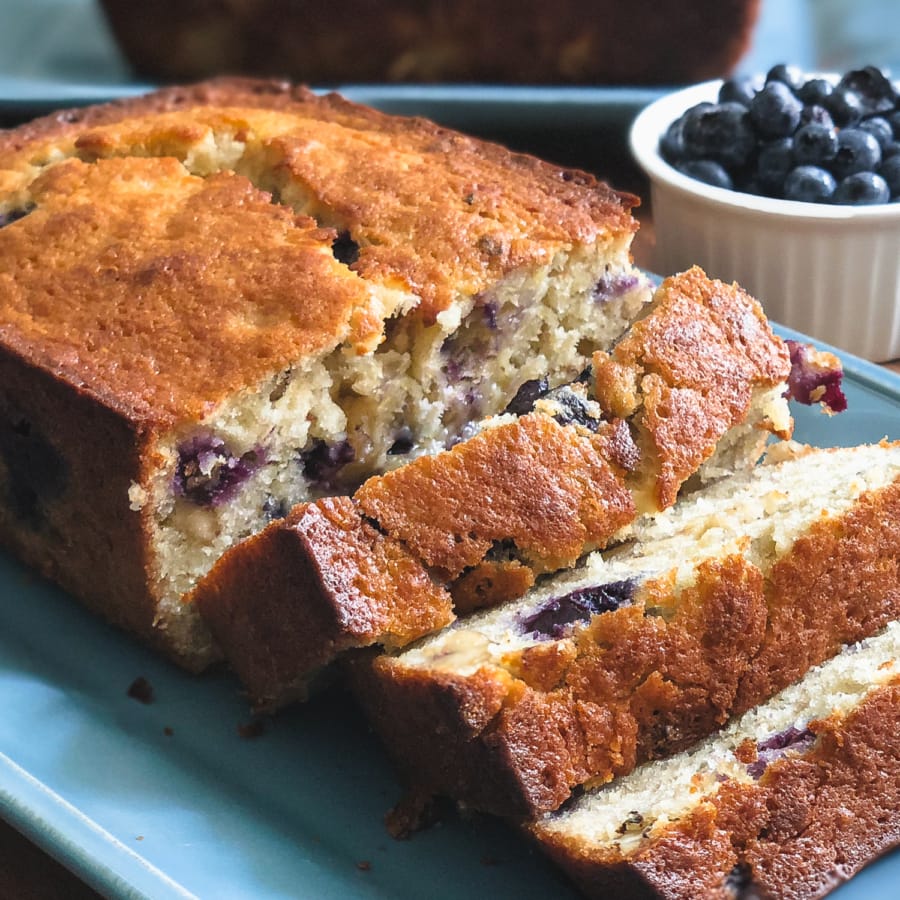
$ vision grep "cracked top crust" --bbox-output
[0,79,637,428]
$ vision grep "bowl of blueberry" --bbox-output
[630,63,900,361]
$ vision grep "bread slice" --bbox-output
[192,268,793,707]
[0,78,649,668]
[350,442,900,817]
[533,621,900,900]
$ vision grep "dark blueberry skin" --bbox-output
[746,725,816,779]
[0,207,33,228]
[682,102,756,168]
[676,159,733,190]
[543,386,602,432]
[798,77,834,106]
[825,86,864,127]
[792,123,838,166]
[798,104,834,129]
[749,82,803,138]
[831,128,882,179]
[331,231,360,266]
[858,116,895,150]
[175,435,262,507]
[834,171,890,205]
[887,109,900,139]
[387,428,415,456]
[504,377,549,416]
[838,65,897,116]
[660,117,687,164]
[521,578,638,640]
[300,439,354,491]
[718,75,760,108]
[880,154,900,197]
[783,340,848,413]
[766,63,806,93]
[756,138,794,195]
[783,166,837,204]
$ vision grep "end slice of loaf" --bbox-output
[350,442,900,817]
[192,268,793,707]
[0,78,650,668]
[533,621,900,900]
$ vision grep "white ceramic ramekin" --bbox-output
[630,80,900,361]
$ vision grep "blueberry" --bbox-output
[681,102,756,168]
[331,231,360,266]
[798,104,834,129]
[543,385,603,432]
[765,63,806,94]
[784,340,848,412]
[884,141,900,161]
[756,138,794,195]
[858,116,894,150]
[834,171,890,205]
[749,81,803,137]
[825,86,864,127]
[747,726,816,779]
[175,435,262,506]
[0,207,33,228]
[798,77,834,106]
[300,439,354,491]
[792,123,838,166]
[593,272,640,302]
[676,159,733,190]
[660,117,686,163]
[520,578,638,640]
[504,377,549,416]
[838,65,896,115]
[783,166,837,203]
[886,109,900,139]
[831,128,882,178]
[880,154,900,197]
[718,75,760,107]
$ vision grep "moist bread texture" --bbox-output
[0,78,648,667]
[349,442,900,817]
[533,622,900,900]
[192,268,793,708]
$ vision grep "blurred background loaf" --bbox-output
[97,0,761,85]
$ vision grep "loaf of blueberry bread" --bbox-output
[192,267,795,708]
[349,441,900,817]
[0,78,650,668]
[533,621,900,900]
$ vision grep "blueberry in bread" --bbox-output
[350,441,900,817]
[0,78,649,668]
[192,267,794,708]
[533,621,900,900]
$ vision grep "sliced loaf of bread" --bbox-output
[533,621,900,900]
[350,442,900,817]
[192,268,794,707]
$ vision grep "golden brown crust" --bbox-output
[450,559,536,616]
[0,78,637,327]
[0,156,370,427]
[354,475,900,817]
[355,414,637,579]
[538,680,900,900]
[190,495,453,708]
[593,267,792,509]
[98,0,761,87]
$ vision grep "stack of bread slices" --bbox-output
[0,79,895,899]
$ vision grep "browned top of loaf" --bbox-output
[0,79,636,428]
[355,414,638,579]
[192,495,453,707]
[593,266,791,509]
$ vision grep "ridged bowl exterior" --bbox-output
[631,80,900,361]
